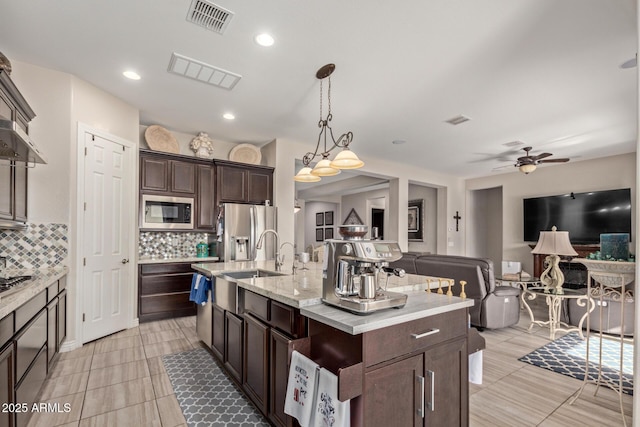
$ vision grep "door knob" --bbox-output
[121,259,130,264]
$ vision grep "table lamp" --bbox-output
[531,226,578,294]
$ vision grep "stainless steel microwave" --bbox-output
[142,195,194,229]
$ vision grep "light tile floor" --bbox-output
[27,301,634,427]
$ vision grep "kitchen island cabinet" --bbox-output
[193,261,474,427]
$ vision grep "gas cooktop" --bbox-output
[0,275,33,297]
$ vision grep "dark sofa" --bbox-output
[390,253,520,329]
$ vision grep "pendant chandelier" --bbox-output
[294,64,364,183]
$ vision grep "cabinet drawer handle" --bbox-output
[427,369,435,412]
[411,328,440,339]
[417,375,425,418]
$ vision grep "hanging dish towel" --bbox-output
[312,368,350,427]
[189,273,212,305]
[285,351,319,427]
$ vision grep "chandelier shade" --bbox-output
[294,166,321,182]
[519,164,537,174]
[330,148,364,169]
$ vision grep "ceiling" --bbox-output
[0,0,636,178]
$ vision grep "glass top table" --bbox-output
[521,286,595,340]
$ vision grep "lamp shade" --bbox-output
[531,226,578,256]
[519,164,537,174]
[311,158,341,176]
[294,166,321,182]
[330,148,364,169]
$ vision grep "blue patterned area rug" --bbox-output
[518,332,633,395]
[162,348,270,427]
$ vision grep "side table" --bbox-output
[496,276,541,309]
[521,287,594,340]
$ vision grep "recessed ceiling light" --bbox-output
[223,113,235,120]
[392,140,406,145]
[122,70,141,80]
[255,33,275,47]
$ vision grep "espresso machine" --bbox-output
[322,238,408,314]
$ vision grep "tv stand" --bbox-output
[530,244,599,278]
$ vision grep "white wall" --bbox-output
[12,60,140,348]
[466,153,636,275]
[304,201,338,249]
[408,184,438,253]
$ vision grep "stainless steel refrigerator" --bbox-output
[219,203,277,262]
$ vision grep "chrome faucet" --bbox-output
[279,241,297,274]
[256,229,282,271]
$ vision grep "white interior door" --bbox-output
[82,132,132,343]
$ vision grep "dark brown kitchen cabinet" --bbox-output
[195,164,215,230]
[243,313,269,415]
[364,354,424,427]
[15,347,47,427]
[0,160,27,223]
[47,297,58,365]
[225,312,244,383]
[270,329,294,427]
[211,303,225,361]
[215,161,273,205]
[140,154,196,196]
[57,290,67,348]
[138,263,196,323]
[0,344,15,427]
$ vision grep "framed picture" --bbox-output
[325,227,334,239]
[316,228,324,242]
[316,212,324,226]
[408,199,425,242]
[343,208,364,225]
[324,211,334,226]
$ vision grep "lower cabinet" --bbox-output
[0,274,68,427]
[0,344,14,427]
[225,312,243,383]
[364,354,424,427]
[269,329,294,427]
[138,263,196,322]
[243,314,269,415]
[211,303,225,361]
[15,347,47,427]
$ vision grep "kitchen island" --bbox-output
[192,260,474,427]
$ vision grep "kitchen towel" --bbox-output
[285,351,319,427]
[311,367,350,427]
[189,273,212,305]
[469,350,483,385]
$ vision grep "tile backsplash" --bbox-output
[139,231,211,259]
[0,223,68,269]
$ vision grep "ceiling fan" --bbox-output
[513,146,570,174]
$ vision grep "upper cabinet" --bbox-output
[139,150,274,232]
[140,154,195,196]
[215,160,273,205]
[0,160,27,225]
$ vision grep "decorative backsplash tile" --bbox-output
[139,231,212,259]
[0,223,68,269]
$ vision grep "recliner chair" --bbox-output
[413,254,520,329]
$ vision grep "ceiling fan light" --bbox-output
[519,164,537,174]
[311,158,341,176]
[294,167,321,182]
[330,149,364,169]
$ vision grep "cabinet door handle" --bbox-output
[427,369,435,412]
[417,375,425,418]
[411,328,440,339]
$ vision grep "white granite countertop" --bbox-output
[191,260,471,332]
[301,291,473,335]
[0,266,69,318]
[139,256,219,264]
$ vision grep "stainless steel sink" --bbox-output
[220,269,287,280]
[211,269,288,314]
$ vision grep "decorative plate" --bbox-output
[229,143,261,165]
[144,125,179,154]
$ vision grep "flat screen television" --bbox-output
[523,188,632,244]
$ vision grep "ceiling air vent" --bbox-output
[186,0,233,34]
[168,53,242,90]
[445,115,471,125]
[503,140,525,148]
